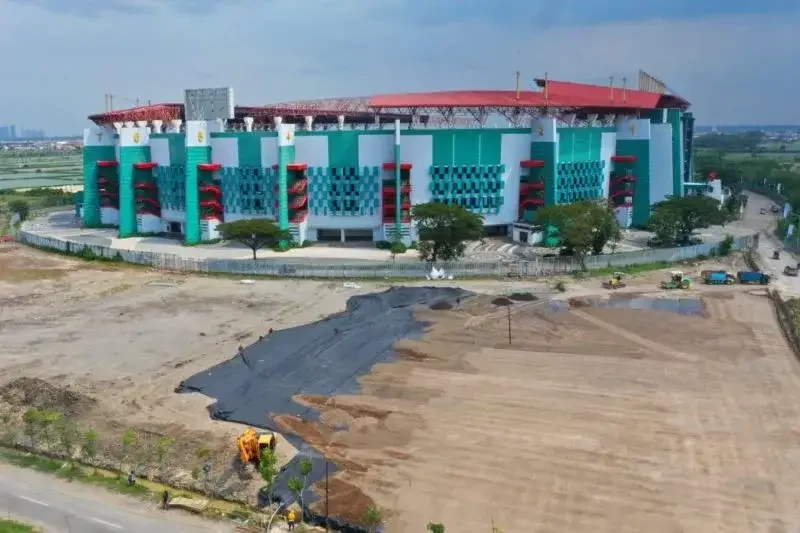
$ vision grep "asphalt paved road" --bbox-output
[0,464,235,533]
[740,192,800,295]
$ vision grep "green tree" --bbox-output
[649,203,682,246]
[121,428,138,474]
[587,202,622,255]
[296,458,313,520]
[82,429,100,474]
[649,195,727,245]
[389,241,407,262]
[258,447,279,505]
[37,409,62,451]
[364,505,383,533]
[8,199,30,222]
[217,219,292,259]
[22,408,41,447]
[55,418,80,466]
[0,406,17,446]
[411,202,484,262]
[427,523,445,533]
[155,435,175,478]
[287,476,304,516]
[534,201,620,268]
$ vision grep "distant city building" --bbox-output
[0,124,45,140]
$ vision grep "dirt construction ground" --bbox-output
[3,242,800,532]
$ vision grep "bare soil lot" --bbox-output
[3,243,800,532]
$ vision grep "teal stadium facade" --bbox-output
[82,79,705,246]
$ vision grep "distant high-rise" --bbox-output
[9,125,15,139]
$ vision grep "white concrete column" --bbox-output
[124,121,135,128]
[586,114,598,126]
[562,113,576,126]
[113,122,123,135]
[304,116,314,131]
[215,118,225,132]
[603,114,616,126]
[340,229,346,242]
[337,115,345,130]
[244,117,254,132]
[170,119,182,133]
[135,120,147,128]
[273,116,283,130]
[151,120,163,134]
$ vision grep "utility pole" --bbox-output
[325,461,329,530]
[507,304,512,345]
[109,94,114,111]
[136,96,140,107]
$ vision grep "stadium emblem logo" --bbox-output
[536,126,545,137]
[629,123,637,136]
[132,132,141,144]
[285,130,293,142]
[197,131,205,143]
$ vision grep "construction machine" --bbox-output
[661,271,692,290]
[236,428,277,465]
[602,272,626,290]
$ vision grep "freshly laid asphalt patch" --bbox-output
[177,286,471,431]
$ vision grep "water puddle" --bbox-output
[548,296,705,317]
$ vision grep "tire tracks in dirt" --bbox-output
[570,309,698,363]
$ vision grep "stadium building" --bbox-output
[82,77,701,246]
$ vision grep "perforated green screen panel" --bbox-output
[429,164,506,214]
[221,167,278,216]
[555,160,605,203]
[155,166,186,211]
[308,166,380,216]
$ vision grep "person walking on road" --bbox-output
[287,509,296,530]
[127,470,135,487]
[161,489,170,510]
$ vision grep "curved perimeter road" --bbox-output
[0,464,235,533]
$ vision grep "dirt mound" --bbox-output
[311,477,377,528]
[509,292,537,301]
[491,297,513,306]
[429,301,453,310]
[0,377,96,416]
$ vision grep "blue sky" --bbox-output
[0,0,798,135]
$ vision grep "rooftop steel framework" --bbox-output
[89,78,690,129]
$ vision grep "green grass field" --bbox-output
[0,518,39,532]
[0,152,82,191]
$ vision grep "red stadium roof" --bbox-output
[369,79,688,110]
[88,79,689,128]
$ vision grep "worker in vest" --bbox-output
[287,509,296,530]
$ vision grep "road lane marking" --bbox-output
[19,495,49,507]
[90,517,123,529]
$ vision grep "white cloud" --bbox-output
[0,0,796,135]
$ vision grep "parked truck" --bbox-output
[701,270,736,285]
[737,271,771,285]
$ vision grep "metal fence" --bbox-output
[15,230,759,279]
